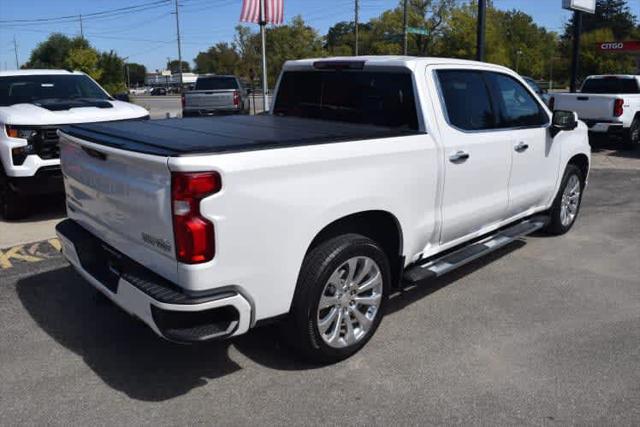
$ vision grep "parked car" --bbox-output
[551,74,640,148]
[0,69,149,219]
[150,87,167,96]
[182,75,250,116]
[523,76,551,106]
[56,57,590,363]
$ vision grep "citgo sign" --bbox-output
[597,41,640,52]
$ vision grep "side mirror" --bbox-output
[551,110,578,137]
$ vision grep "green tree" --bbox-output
[194,42,241,75]
[229,17,325,87]
[64,47,102,81]
[97,50,126,94]
[325,21,373,55]
[126,63,147,87]
[24,34,89,69]
[579,27,638,77]
[560,0,639,84]
[167,60,191,73]
[564,0,638,40]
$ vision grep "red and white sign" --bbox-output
[240,0,284,25]
[597,41,640,52]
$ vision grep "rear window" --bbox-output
[273,71,418,130]
[195,77,238,91]
[581,77,639,94]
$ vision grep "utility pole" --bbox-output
[12,36,19,69]
[476,0,486,61]
[79,14,84,39]
[403,0,408,55]
[354,0,359,56]
[173,0,184,92]
[259,0,269,112]
[516,49,523,73]
[569,11,582,93]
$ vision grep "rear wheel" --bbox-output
[286,234,390,364]
[626,117,640,149]
[542,164,584,235]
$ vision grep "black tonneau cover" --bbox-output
[60,115,422,156]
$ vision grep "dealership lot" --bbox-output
[0,137,639,424]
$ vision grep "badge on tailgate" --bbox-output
[141,232,172,253]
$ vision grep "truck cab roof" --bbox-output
[283,55,514,73]
[0,69,84,77]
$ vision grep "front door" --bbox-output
[485,72,561,216]
[433,69,511,246]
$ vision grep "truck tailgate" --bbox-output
[59,131,178,282]
[554,93,617,121]
[185,90,235,109]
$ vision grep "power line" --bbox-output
[0,0,170,25]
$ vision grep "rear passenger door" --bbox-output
[486,72,558,216]
[433,69,511,245]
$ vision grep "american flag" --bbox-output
[240,0,284,25]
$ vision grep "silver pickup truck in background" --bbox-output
[182,75,250,116]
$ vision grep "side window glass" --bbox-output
[489,73,548,128]
[436,70,495,131]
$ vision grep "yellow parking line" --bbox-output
[0,245,42,269]
[48,238,61,252]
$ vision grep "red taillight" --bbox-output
[181,93,186,109]
[171,172,221,264]
[613,98,624,117]
[233,90,240,107]
[548,96,555,111]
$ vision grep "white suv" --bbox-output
[0,69,149,219]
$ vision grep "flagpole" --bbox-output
[259,0,269,113]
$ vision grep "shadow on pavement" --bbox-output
[2,193,66,224]
[589,134,640,159]
[17,241,526,401]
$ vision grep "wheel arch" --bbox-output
[304,210,405,288]
[567,153,589,181]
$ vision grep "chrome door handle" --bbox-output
[514,142,529,152]
[449,150,470,163]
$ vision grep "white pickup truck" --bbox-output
[551,74,640,148]
[0,70,149,219]
[56,57,590,363]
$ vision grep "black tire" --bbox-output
[542,164,585,235]
[625,117,640,150]
[0,174,29,220]
[285,233,391,364]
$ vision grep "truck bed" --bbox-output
[60,115,422,156]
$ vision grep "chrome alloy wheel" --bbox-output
[316,256,383,348]
[560,174,581,227]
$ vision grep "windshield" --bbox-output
[581,77,639,94]
[273,70,418,130]
[0,74,109,107]
[195,77,238,90]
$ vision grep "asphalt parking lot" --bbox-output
[1,140,639,424]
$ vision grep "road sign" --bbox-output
[597,41,640,52]
[407,26,429,36]
[562,0,596,14]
